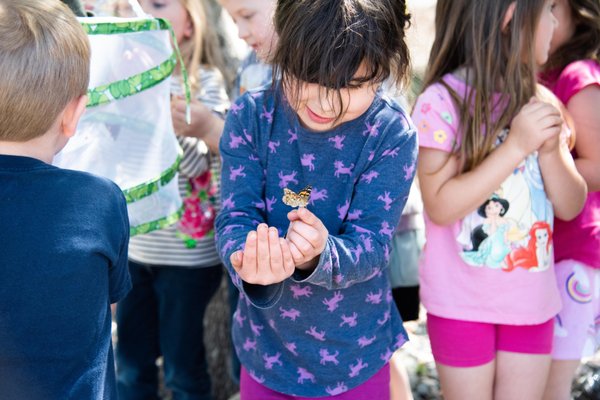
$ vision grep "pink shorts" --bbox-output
[552,259,600,360]
[427,313,554,367]
[240,364,390,400]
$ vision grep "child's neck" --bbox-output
[0,130,63,164]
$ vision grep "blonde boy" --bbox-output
[0,1,131,398]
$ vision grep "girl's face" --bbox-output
[219,0,276,61]
[286,65,378,132]
[485,200,504,217]
[535,228,549,247]
[139,0,192,44]
[549,0,577,55]
[534,0,559,65]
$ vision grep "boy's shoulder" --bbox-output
[46,165,127,208]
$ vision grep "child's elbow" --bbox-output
[425,208,458,227]
[555,186,588,221]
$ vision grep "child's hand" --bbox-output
[171,95,223,153]
[286,207,329,271]
[171,95,213,139]
[230,224,295,285]
[508,98,563,158]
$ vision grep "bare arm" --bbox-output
[537,137,587,220]
[567,85,600,192]
[419,143,524,226]
[420,99,563,225]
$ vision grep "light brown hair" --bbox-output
[423,0,547,172]
[0,0,90,141]
[178,0,229,94]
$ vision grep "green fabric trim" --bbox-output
[123,151,183,203]
[81,18,191,120]
[86,54,176,107]
[130,206,183,236]
[81,18,170,35]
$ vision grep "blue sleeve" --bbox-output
[108,186,131,304]
[215,95,283,308]
[297,123,419,290]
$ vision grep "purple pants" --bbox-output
[240,363,390,400]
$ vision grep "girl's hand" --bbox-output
[230,224,295,285]
[508,98,563,158]
[171,95,213,138]
[286,207,329,272]
[171,95,223,153]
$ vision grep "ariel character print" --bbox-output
[460,194,514,269]
[504,221,553,272]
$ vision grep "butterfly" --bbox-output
[282,185,312,208]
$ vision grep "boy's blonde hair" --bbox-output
[0,0,90,142]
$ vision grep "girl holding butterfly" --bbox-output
[214,0,417,398]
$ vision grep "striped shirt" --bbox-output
[128,66,229,268]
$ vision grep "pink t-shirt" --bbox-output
[412,73,561,325]
[546,60,600,269]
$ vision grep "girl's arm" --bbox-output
[288,125,418,290]
[420,100,563,225]
[567,85,600,191]
[419,145,524,225]
[537,134,587,220]
[215,97,289,308]
[176,136,209,178]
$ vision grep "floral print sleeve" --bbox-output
[412,83,459,153]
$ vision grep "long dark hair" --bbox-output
[544,0,600,73]
[422,0,547,173]
[271,0,411,121]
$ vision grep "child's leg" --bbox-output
[154,264,223,399]
[115,261,161,400]
[543,260,600,400]
[543,360,581,400]
[494,319,554,400]
[389,351,414,400]
[494,351,551,400]
[426,313,496,400]
[436,362,495,400]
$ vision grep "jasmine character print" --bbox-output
[458,152,554,272]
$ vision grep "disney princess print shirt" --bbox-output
[412,73,561,325]
[215,84,418,397]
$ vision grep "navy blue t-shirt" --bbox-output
[0,155,131,400]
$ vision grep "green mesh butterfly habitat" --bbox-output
[54,15,192,237]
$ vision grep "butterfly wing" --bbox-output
[282,185,312,208]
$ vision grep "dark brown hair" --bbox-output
[271,0,411,119]
[544,0,600,72]
[423,0,547,173]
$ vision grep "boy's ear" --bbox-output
[502,2,517,32]
[60,95,87,139]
